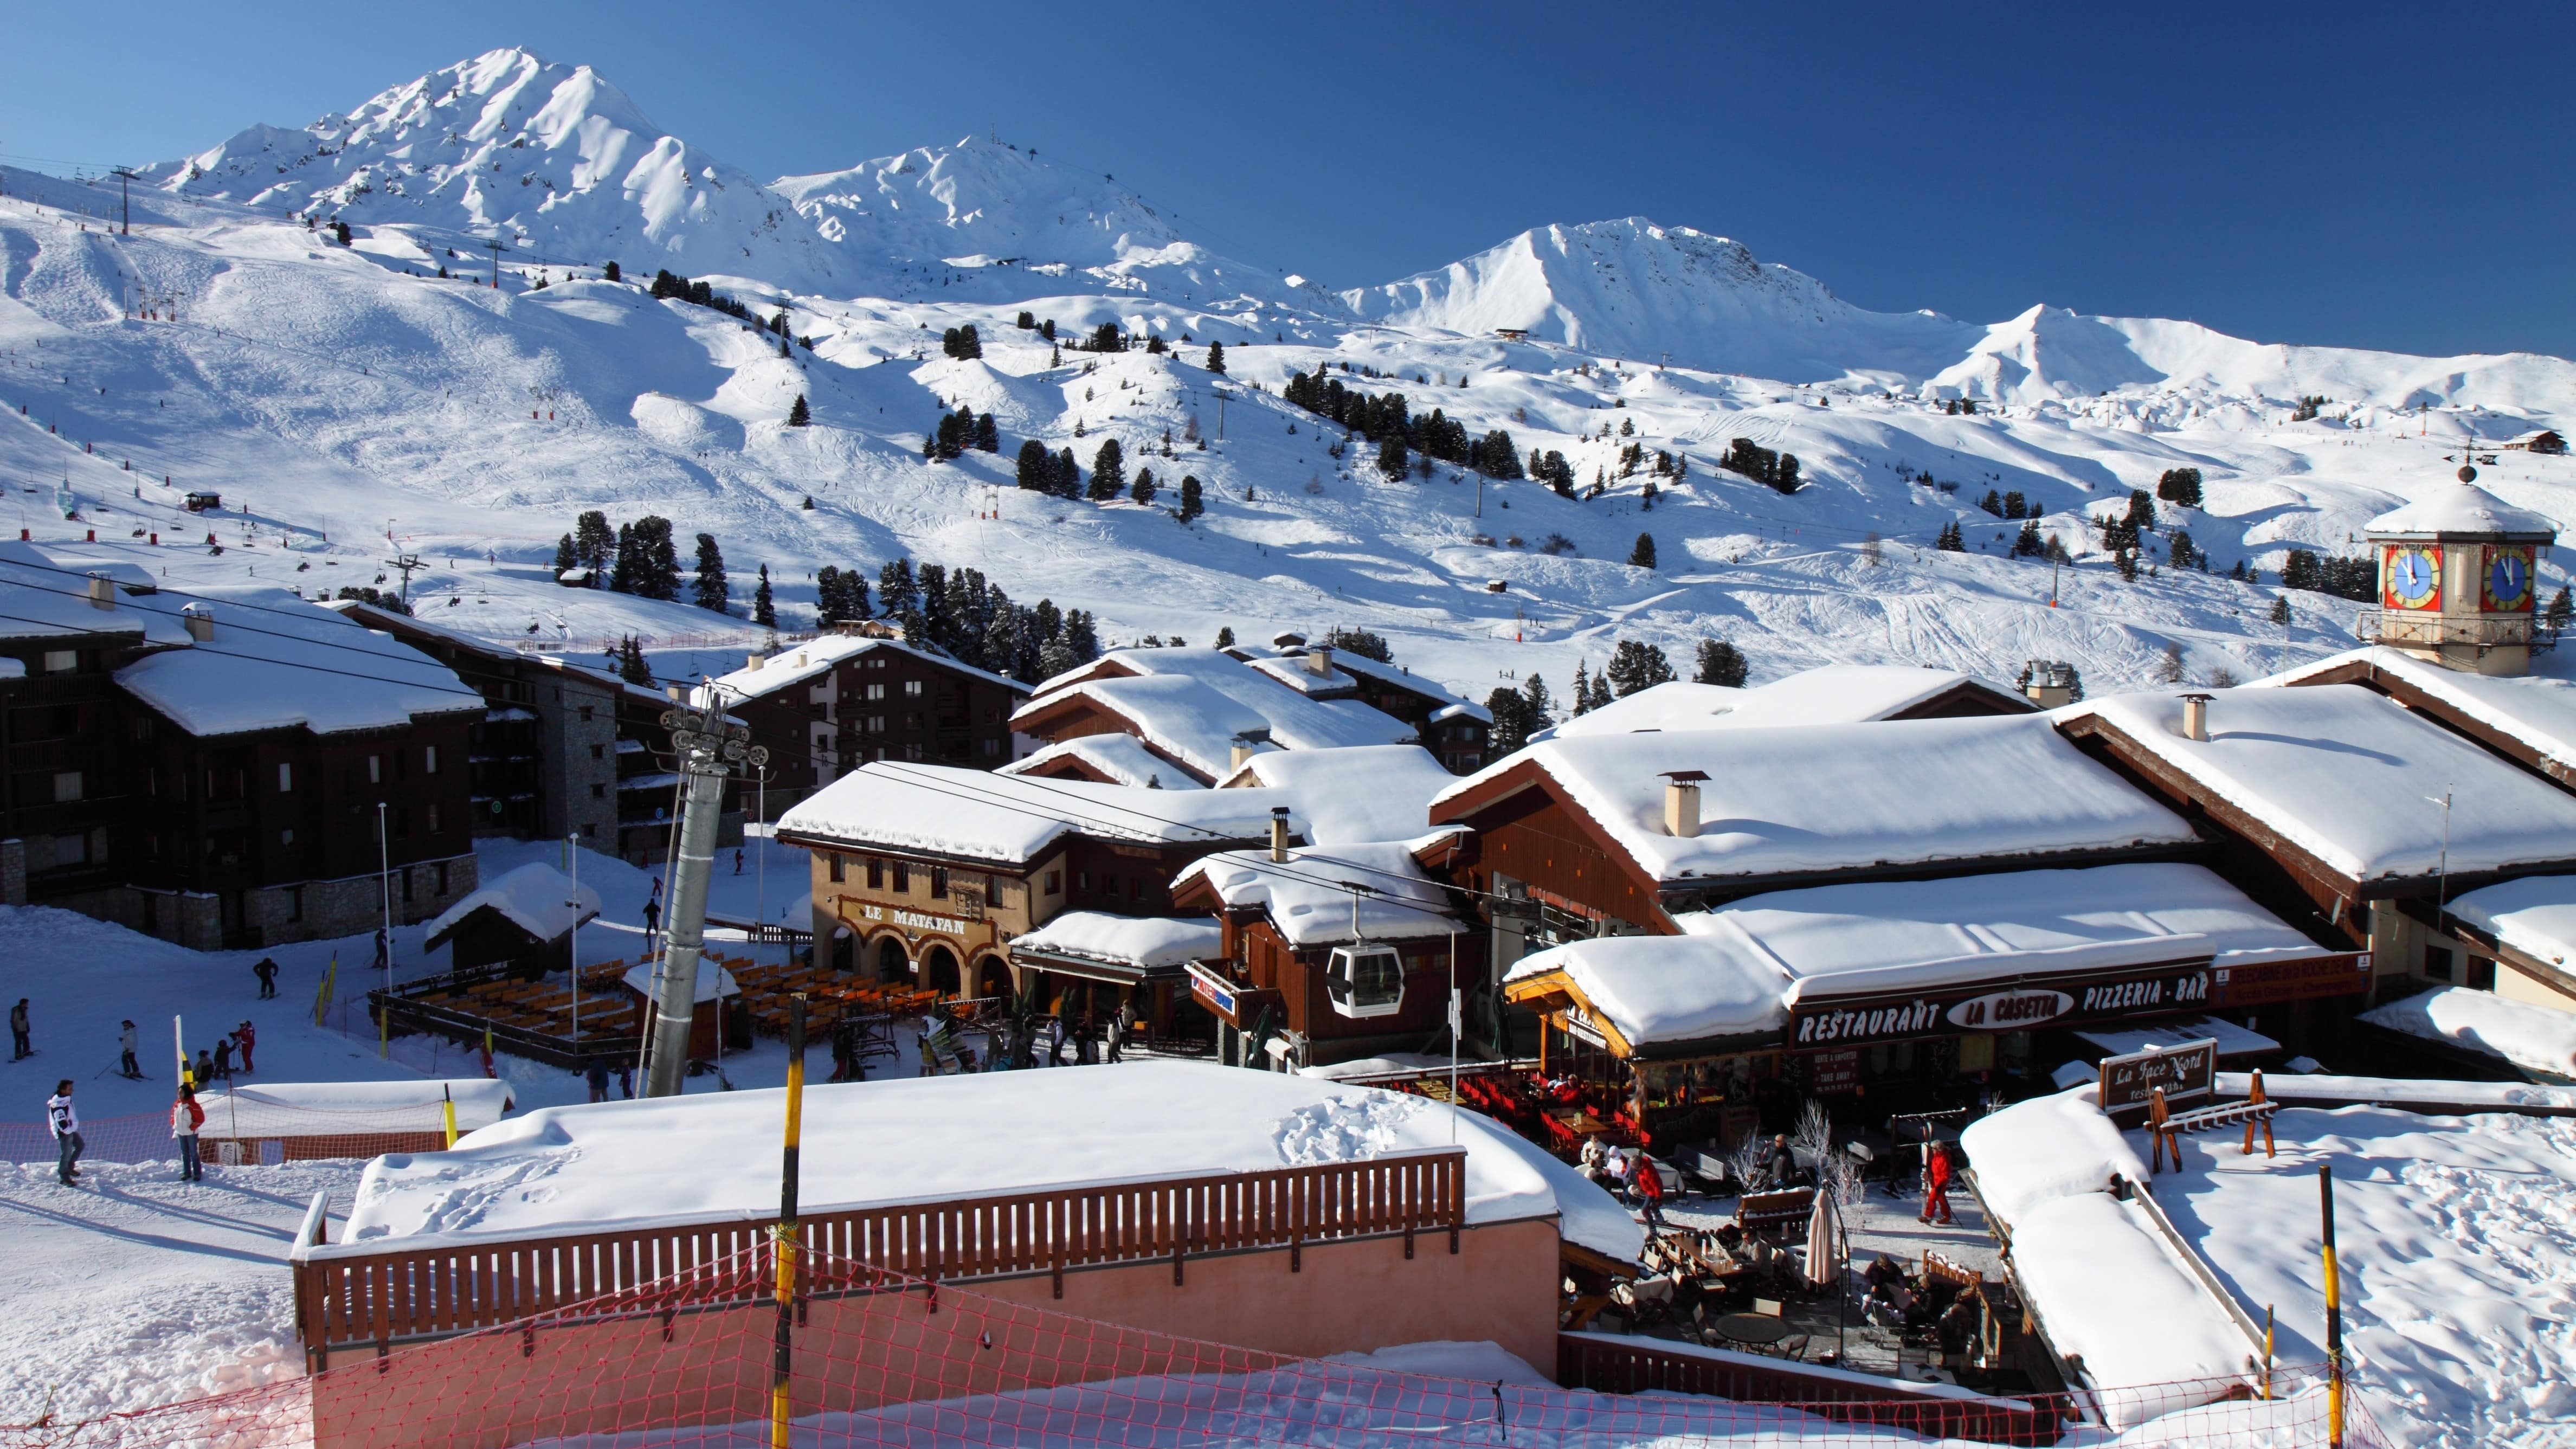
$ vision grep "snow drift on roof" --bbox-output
[2064,685,2576,879]
[777,762,1299,862]
[2008,1192,2256,1414]
[1002,735,1204,789]
[2365,479,2556,539]
[1508,864,2320,1048]
[1175,839,1460,945]
[113,587,481,736]
[2446,874,2576,970]
[1010,911,1223,971]
[1437,714,2190,883]
[708,633,1026,703]
[2262,646,2576,782]
[1532,666,2004,743]
[331,1062,1641,1261]
[0,542,192,645]
[425,862,601,945]
[1216,745,1457,845]
[1021,648,1415,780]
[1957,1083,2151,1229]
[2360,987,2576,1079]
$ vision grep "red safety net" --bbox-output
[1,1103,455,1168]
[0,1238,2397,1449]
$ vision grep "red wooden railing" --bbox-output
[296,1148,1466,1365]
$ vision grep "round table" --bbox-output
[1713,1312,1791,1347]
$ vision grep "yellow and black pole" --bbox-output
[2320,1163,2345,1449]
[441,1083,459,1149]
[770,993,807,1449]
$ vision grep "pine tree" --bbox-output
[616,636,652,686]
[1486,687,1532,753]
[333,220,352,246]
[691,533,728,613]
[1065,608,1100,661]
[1935,521,1966,552]
[1130,467,1157,507]
[1695,639,1749,687]
[1628,533,1657,569]
[1605,640,1676,697]
[574,510,615,585]
[1376,435,1408,480]
[878,558,919,626]
[632,517,681,601]
[2270,595,2292,627]
[973,413,1000,452]
[1055,447,1081,498]
[609,522,638,594]
[1089,439,1125,501]
[751,564,776,627]
[2124,490,2156,534]
[1143,333,1167,355]
[787,394,811,427]
[1520,673,1554,729]
[2014,521,2045,557]
[1587,669,1614,713]
[551,532,578,578]
[1205,341,1226,375]
[2168,531,2197,570]
[1177,474,1204,523]
[603,261,622,282]
[1569,662,1594,716]
[1016,439,1053,491]
[1214,625,1235,648]
[1086,322,1124,352]
[2549,585,2574,633]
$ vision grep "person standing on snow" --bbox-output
[211,1035,233,1081]
[233,1021,256,1074]
[641,897,662,954]
[584,1056,610,1104]
[1634,1151,1669,1229]
[10,999,29,1060]
[1920,1142,1957,1226]
[47,1080,82,1185]
[252,958,280,999]
[118,1020,140,1079]
[194,1047,215,1085]
[172,1083,205,1182]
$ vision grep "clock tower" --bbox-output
[2364,465,2558,676]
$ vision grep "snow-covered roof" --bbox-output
[777,761,1301,864]
[1175,839,1461,945]
[1242,646,1489,719]
[192,1079,513,1136]
[621,959,739,1006]
[1019,648,1416,781]
[1001,735,1205,789]
[2072,1014,2280,1060]
[2446,874,2576,969]
[1505,864,2322,1052]
[114,586,484,736]
[2365,479,2556,539]
[327,1062,1641,1262]
[2010,1192,2257,1409]
[1435,715,2192,885]
[1957,1083,2148,1229]
[2061,685,2576,880]
[706,633,1028,703]
[2262,646,2576,783]
[424,862,602,946]
[1010,911,1224,971]
[2360,987,2576,1079]
[1532,666,2014,743]
[1244,652,1361,697]
[0,542,194,645]
[1214,745,1457,843]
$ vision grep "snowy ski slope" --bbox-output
[2,46,2571,710]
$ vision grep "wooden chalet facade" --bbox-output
[712,633,1029,817]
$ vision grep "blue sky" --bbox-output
[6,2,2568,358]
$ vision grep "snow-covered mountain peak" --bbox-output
[136,48,848,291]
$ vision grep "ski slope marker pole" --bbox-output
[771,993,807,1448]
[441,1084,458,1149]
[2321,1164,2345,1449]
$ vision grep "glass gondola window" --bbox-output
[1324,885,1405,1019]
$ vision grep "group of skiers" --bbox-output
[26,954,283,1186]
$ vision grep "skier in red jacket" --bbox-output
[1921,1142,1957,1226]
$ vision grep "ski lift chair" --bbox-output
[1323,885,1406,1020]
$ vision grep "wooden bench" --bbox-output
[2148,1072,2277,1173]
[1736,1187,1815,1237]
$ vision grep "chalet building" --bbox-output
[774,763,1301,1031]
[421,861,601,977]
[335,602,739,864]
[706,632,1031,816]
[113,588,485,948]
[1233,634,1493,773]
[1171,834,1480,1070]
[0,547,188,907]
[1529,664,2032,744]
[1003,733,1202,788]
[2056,685,2576,1020]
[1010,647,1415,785]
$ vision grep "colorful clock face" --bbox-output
[2484,545,2535,613]
[2384,544,2442,611]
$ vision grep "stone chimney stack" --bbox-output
[1660,770,1709,839]
[182,603,214,642]
[2180,692,2212,743]
[1269,806,1292,863]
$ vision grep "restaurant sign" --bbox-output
[1792,964,2213,1047]
[2098,1038,2219,1115]
[1186,961,1241,1021]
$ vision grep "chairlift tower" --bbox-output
[641,688,769,1098]
[110,166,138,234]
[384,552,425,605]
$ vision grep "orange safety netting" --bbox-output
[1,1239,2395,1449]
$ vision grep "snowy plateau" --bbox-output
[1,46,2571,704]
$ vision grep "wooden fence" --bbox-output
[1556,1331,2064,1446]
[295,1147,1466,1368]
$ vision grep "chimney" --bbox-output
[2024,659,2076,709]
[1231,735,1257,772]
[181,604,214,642]
[745,653,765,672]
[2180,692,2213,743]
[1661,769,1709,839]
[1268,806,1291,863]
[86,574,114,611]
[1304,645,1333,678]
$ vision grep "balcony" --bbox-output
[2357,610,2550,652]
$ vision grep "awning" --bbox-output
[2075,1016,2280,1060]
